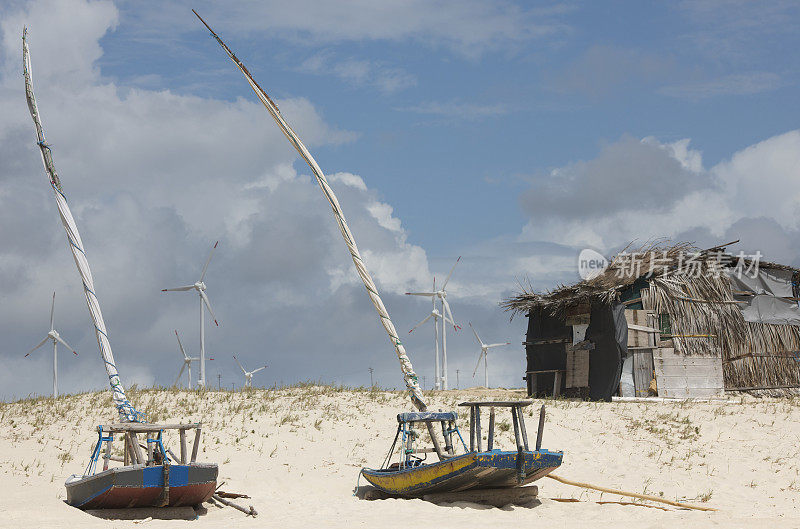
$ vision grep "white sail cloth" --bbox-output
[23,29,141,422]
[194,13,427,410]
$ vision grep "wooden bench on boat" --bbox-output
[98,423,205,468]
[458,400,546,452]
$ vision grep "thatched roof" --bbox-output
[501,240,797,316]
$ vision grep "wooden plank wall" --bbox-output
[565,344,589,388]
[653,347,724,398]
[632,350,654,396]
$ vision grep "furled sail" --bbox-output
[22,28,142,422]
[192,11,427,411]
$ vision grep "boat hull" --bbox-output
[65,463,218,510]
[361,450,562,496]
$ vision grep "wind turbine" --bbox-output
[406,256,461,389]
[24,292,78,397]
[173,330,199,388]
[469,323,510,389]
[162,241,220,388]
[408,277,455,390]
[233,355,267,388]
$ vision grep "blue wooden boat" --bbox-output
[65,423,218,509]
[361,401,562,497]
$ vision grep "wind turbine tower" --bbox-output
[24,292,78,397]
[469,323,510,388]
[162,241,220,387]
[406,257,461,389]
[173,330,199,388]
[408,277,455,390]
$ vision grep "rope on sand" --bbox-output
[546,473,718,512]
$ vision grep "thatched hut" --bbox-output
[502,241,800,400]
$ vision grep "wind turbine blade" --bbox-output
[55,335,77,354]
[162,285,195,292]
[469,322,483,346]
[174,363,186,386]
[25,336,49,357]
[441,256,461,290]
[251,366,267,374]
[199,290,219,326]
[487,342,511,348]
[472,351,484,378]
[442,298,458,330]
[405,292,436,297]
[409,313,433,333]
[175,330,189,359]
[233,355,246,375]
[200,240,219,282]
[50,291,55,330]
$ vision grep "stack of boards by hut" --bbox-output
[19,10,562,511]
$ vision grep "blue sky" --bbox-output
[1,0,799,399]
[99,1,800,252]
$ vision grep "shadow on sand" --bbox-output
[355,485,541,510]
[81,504,206,521]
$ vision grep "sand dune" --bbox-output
[1,386,798,528]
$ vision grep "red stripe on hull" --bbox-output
[80,482,216,510]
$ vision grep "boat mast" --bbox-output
[192,11,428,411]
[22,29,142,422]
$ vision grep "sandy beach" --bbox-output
[1,386,798,528]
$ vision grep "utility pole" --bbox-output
[369,367,374,387]
[217,373,221,391]
[422,376,426,391]
[456,369,460,389]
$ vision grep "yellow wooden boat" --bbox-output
[361,401,562,497]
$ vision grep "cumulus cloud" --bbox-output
[0,0,449,399]
[518,130,800,267]
[520,135,712,222]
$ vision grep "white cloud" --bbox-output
[299,51,416,93]
[520,135,714,224]
[329,171,367,191]
[0,0,448,399]
[518,130,800,265]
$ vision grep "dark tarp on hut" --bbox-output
[525,304,627,400]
